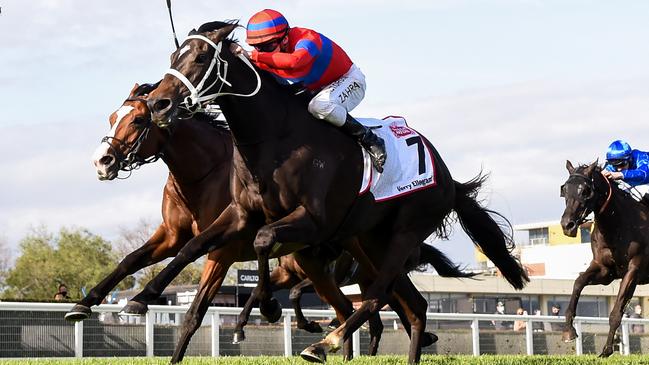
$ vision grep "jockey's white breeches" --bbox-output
[308,64,366,127]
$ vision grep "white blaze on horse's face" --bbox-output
[91,105,135,180]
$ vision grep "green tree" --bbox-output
[3,226,134,301]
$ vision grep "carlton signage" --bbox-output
[237,270,259,286]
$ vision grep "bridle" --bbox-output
[158,34,261,127]
[561,170,613,226]
[101,98,168,178]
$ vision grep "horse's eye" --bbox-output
[132,116,147,127]
[195,53,208,64]
[581,186,591,198]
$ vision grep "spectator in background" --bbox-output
[514,307,528,331]
[492,301,513,330]
[550,303,563,331]
[54,284,70,301]
[630,304,645,334]
[532,309,544,332]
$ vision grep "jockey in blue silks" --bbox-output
[603,140,649,189]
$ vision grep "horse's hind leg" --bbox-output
[305,230,422,362]
[600,262,640,358]
[67,224,184,321]
[562,262,610,342]
[170,250,233,364]
[392,274,429,364]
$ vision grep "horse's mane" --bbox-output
[190,20,240,40]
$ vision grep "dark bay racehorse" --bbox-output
[81,83,463,362]
[128,21,528,363]
[560,160,649,357]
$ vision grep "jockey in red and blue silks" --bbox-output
[232,9,386,172]
[603,140,649,187]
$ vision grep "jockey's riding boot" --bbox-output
[340,114,387,173]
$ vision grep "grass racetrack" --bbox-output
[2,355,649,365]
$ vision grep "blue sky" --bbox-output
[1,0,649,268]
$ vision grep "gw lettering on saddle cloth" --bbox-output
[358,116,436,201]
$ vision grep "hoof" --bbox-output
[260,298,282,323]
[598,347,614,358]
[119,300,148,316]
[301,345,327,363]
[422,332,439,347]
[300,321,323,334]
[562,329,577,343]
[328,318,340,329]
[232,330,246,344]
[65,304,92,322]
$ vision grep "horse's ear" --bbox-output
[129,83,141,97]
[566,160,575,174]
[207,24,238,43]
[584,160,598,176]
[133,81,161,97]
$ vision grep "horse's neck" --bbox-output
[162,119,231,188]
[597,189,642,233]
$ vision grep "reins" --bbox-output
[598,171,613,214]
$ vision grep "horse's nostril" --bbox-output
[99,155,115,166]
[153,99,172,113]
[565,221,576,231]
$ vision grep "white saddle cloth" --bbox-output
[357,116,436,202]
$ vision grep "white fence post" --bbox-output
[145,311,154,357]
[621,320,630,355]
[525,319,534,355]
[283,313,292,357]
[353,328,361,358]
[211,311,220,357]
[74,320,83,358]
[471,318,480,356]
[575,320,583,355]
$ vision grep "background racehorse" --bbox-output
[560,160,649,357]
[80,83,469,362]
[133,21,528,364]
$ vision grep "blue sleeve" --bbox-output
[622,151,649,185]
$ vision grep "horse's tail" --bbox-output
[453,174,529,289]
[419,244,476,278]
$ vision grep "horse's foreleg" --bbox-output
[66,225,182,321]
[600,263,639,358]
[122,205,245,314]
[252,206,317,323]
[562,262,609,342]
[233,265,296,343]
[170,250,232,364]
[290,278,323,333]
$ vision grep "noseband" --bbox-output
[101,98,167,178]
